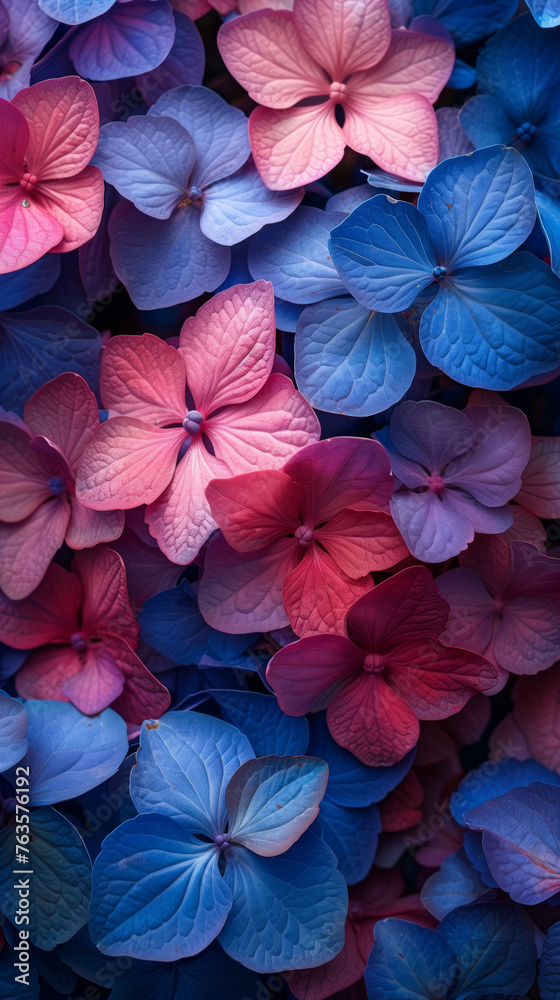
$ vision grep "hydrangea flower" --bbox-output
[218,0,454,188]
[525,0,560,28]
[375,399,531,562]
[329,144,560,389]
[198,437,408,637]
[0,77,104,273]
[0,373,123,600]
[76,282,319,564]
[267,567,497,765]
[0,0,56,100]
[93,85,303,308]
[0,545,170,722]
[90,711,348,970]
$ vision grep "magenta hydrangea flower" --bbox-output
[437,534,560,679]
[376,399,532,563]
[0,544,170,722]
[76,282,320,564]
[267,566,498,765]
[0,76,104,272]
[218,0,454,188]
[198,437,409,638]
[0,373,124,601]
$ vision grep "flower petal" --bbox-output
[249,102,344,190]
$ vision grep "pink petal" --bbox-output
[249,101,345,190]
[327,671,419,766]
[24,373,100,470]
[343,92,439,182]
[109,527,182,608]
[283,545,374,636]
[0,559,81,648]
[0,422,52,522]
[74,545,138,645]
[499,504,547,552]
[198,532,300,632]
[0,98,29,183]
[75,417,184,510]
[205,469,301,552]
[384,638,498,720]
[494,594,560,676]
[0,497,71,600]
[65,499,124,550]
[346,565,450,652]
[12,77,100,179]
[267,632,363,715]
[516,436,560,519]
[100,332,187,423]
[314,508,408,579]
[106,636,172,724]
[61,646,125,715]
[0,185,64,272]
[437,567,497,660]
[293,0,391,79]
[33,166,104,252]
[145,438,231,565]
[287,918,370,1000]
[505,540,560,599]
[205,372,321,472]
[513,665,560,772]
[444,404,531,505]
[218,10,328,109]
[15,645,81,703]
[179,281,276,413]
[380,770,423,832]
[489,712,530,764]
[459,532,510,597]
[348,28,453,103]
[284,437,394,523]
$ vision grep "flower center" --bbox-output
[428,475,445,495]
[178,186,203,208]
[48,475,67,496]
[516,121,537,142]
[0,59,22,82]
[182,410,204,434]
[294,525,314,546]
[70,632,87,652]
[19,172,37,193]
[494,599,505,614]
[329,81,347,103]
[214,833,231,851]
[432,265,447,280]
[363,653,385,674]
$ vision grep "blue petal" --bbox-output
[365,918,454,1000]
[219,830,347,972]
[110,948,264,1000]
[38,0,114,23]
[210,689,309,757]
[0,691,27,772]
[139,582,214,664]
[0,306,101,415]
[108,199,230,309]
[436,107,474,161]
[447,57,477,89]
[450,756,560,824]
[294,297,416,416]
[326,183,378,213]
[463,830,498,888]
[458,95,517,152]
[25,701,128,807]
[361,168,424,193]
[439,901,537,997]
[418,146,536,269]
[539,920,560,1000]
[420,848,487,919]
[307,714,415,807]
[93,116,196,220]
[317,796,381,884]
[130,711,254,836]
[206,629,260,663]
[247,206,347,304]
[419,254,560,389]
[69,0,175,80]
[148,85,250,189]
[0,257,60,310]
[477,13,560,124]
[525,0,560,27]
[201,160,302,246]
[537,189,560,276]
[412,0,516,47]
[90,814,231,959]
[136,10,205,104]
[328,196,436,311]
[226,755,328,856]
[0,806,91,949]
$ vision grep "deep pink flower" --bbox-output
[437,535,560,677]
[267,566,498,765]
[0,76,104,272]
[0,373,124,600]
[516,434,560,519]
[0,544,170,722]
[76,281,319,565]
[218,0,454,188]
[198,436,408,637]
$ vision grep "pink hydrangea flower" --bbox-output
[0,545,170,723]
[198,437,409,637]
[76,282,320,564]
[0,373,124,600]
[0,76,104,272]
[267,566,498,765]
[218,0,454,188]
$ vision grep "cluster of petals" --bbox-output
[267,566,498,766]
[218,0,454,188]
